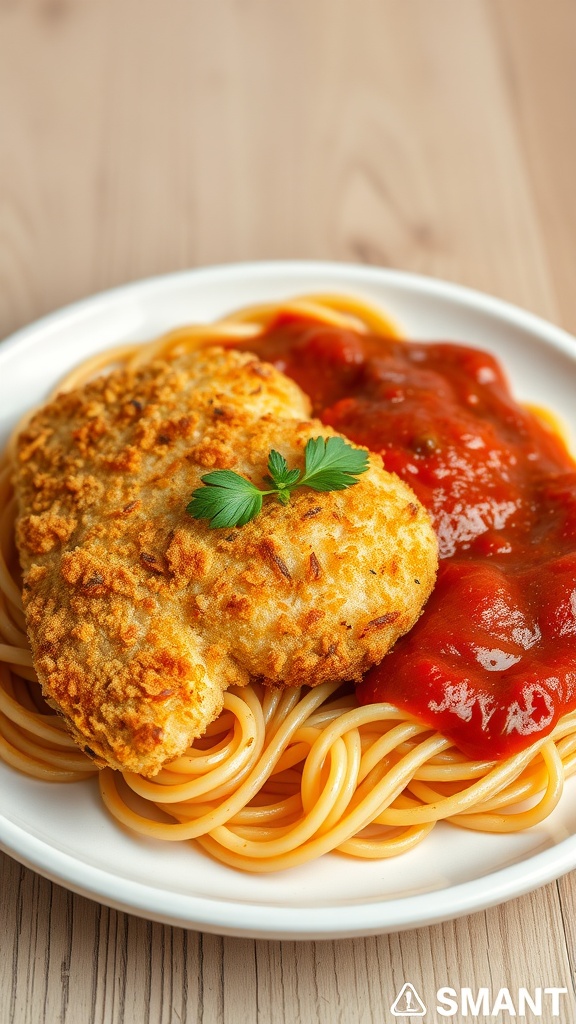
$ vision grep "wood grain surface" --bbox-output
[1,2,576,1022]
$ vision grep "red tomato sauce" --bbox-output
[234,312,576,760]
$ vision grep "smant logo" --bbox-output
[390,984,569,1019]
[436,987,568,1018]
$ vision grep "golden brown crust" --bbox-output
[14,347,438,775]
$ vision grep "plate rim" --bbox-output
[2,814,576,939]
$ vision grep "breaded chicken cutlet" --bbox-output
[14,347,438,776]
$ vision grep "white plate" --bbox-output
[1,262,576,940]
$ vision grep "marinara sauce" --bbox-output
[236,312,576,760]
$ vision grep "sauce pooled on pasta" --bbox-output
[236,312,576,760]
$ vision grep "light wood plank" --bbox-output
[0,0,561,339]
[2,864,574,1024]
[486,0,576,333]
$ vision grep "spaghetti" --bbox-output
[1,293,576,873]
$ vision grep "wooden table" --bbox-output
[1,2,576,1021]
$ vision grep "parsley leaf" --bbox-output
[300,436,369,491]
[263,449,302,497]
[186,471,263,529]
[266,449,302,489]
[186,437,369,529]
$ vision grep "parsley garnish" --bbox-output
[186,436,369,529]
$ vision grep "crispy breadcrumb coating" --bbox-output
[14,347,437,775]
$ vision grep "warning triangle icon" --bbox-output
[390,983,427,1017]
